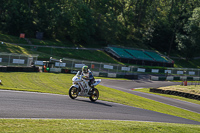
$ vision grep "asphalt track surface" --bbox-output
[100,75,200,114]
[0,75,200,125]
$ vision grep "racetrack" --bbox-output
[0,90,199,125]
[0,75,200,125]
[100,75,200,114]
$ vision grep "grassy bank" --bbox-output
[1,33,200,68]
[0,72,200,122]
[0,33,27,44]
[0,119,200,133]
[0,42,121,63]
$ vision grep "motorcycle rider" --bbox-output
[81,65,95,87]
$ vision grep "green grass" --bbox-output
[173,58,200,68]
[0,42,122,63]
[0,43,52,60]
[0,72,70,94]
[0,33,27,44]
[29,36,100,47]
[35,48,120,63]
[29,38,104,48]
[0,72,200,122]
[0,42,121,63]
[0,119,200,133]
[0,43,32,54]
[30,38,74,47]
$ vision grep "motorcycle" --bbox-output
[69,71,101,102]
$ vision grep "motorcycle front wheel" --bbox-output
[69,86,78,99]
[89,88,99,102]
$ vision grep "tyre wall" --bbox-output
[150,88,200,101]
[0,66,39,72]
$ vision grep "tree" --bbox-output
[176,7,200,59]
[67,1,95,43]
[0,0,200,50]
[0,0,34,36]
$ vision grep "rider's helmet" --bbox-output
[82,66,88,74]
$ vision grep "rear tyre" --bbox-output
[69,86,78,99]
[89,88,99,102]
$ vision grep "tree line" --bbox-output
[0,0,200,59]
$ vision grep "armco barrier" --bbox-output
[60,69,138,79]
[50,68,61,73]
[187,76,193,81]
[150,76,166,81]
[150,76,159,81]
[93,72,100,77]
[166,76,173,80]
[150,76,200,81]
[61,69,71,73]
[174,76,180,80]
[149,88,200,100]
[0,67,7,72]
[124,74,138,79]
[99,72,108,77]
[116,74,124,78]
[108,73,117,78]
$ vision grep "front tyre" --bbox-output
[69,86,78,99]
[89,88,99,102]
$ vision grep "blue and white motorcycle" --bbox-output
[69,71,101,102]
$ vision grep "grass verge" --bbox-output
[0,72,200,122]
[0,119,200,133]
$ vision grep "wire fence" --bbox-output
[1,53,199,78]
[49,58,200,77]
[0,52,38,67]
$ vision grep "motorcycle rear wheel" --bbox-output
[69,86,78,99]
[89,88,99,102]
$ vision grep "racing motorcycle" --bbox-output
[69,71,101,102]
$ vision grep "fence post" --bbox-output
[117,64,119,74]
[19,55,21,66]
[8,54,11,66]
[99,62,102,73]
[27,56,29,67]
[71,59,74,71]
